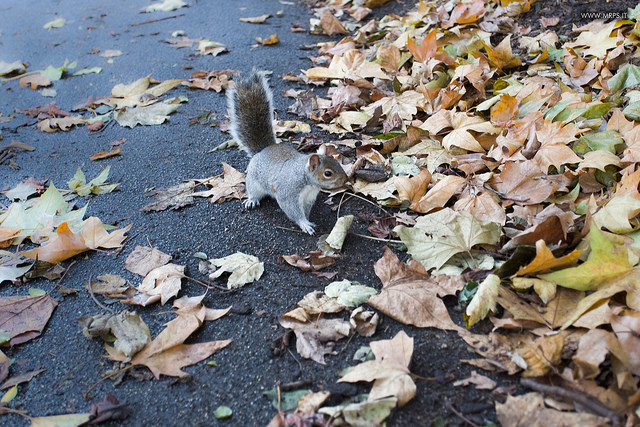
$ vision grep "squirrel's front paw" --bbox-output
[298,220,316,235]
[243,199,260,209]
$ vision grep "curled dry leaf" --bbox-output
[339,330,416,407]
[278,317,351,365]
[325,215,354,251]
[79,310,150,359]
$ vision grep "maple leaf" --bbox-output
[107,304,231,378]
[207,252,263,289]
[141,181,197,212]
[79,310,150,359]
[592,194,640,234]
[488,161,557,205]
[0,294,57,345]
[193,163,246,204]
[518,334,564,377]
[564,22,619,59]
[339,331,416,407]
[420,110,500,152]
[540,225,633,292]
[115,98,185,128]
[407,29,437,64]
[395,208,500,271]
[481,35,522,70]
[368,247,464,331]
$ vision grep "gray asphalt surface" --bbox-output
[0,1,507,425]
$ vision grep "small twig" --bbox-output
[287,348,303,372]
[483,184,530,203]
[274,225,306,234]
[131,13,185,27]
[182,274,234,293]
[445,401,479,427]
[343,191,392,216]
[87,275,115,314]
[84,365,133,400]
[48,260,76,295]
[348,231,403,244]
[0,407,31,419]
[521,378,621,423]
[339,332,356,354]
[411,373,454,382]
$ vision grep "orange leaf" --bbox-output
[517,240,582,276]
[407,29,436,64]
[21,222,87,263]
[90,147,121,161]
[491,94,519,123]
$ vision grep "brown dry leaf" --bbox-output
[37,115,85,132]
[368,247,465,332]
[0,368,45,390]
[239,14,272,24]
[461,332,529,375]
[79,310,150,359]
[573,328,629,380]
[137,263,185,305]
[482,35,522,70]
[540,17,560,27]
[518,333,564,377]
[534,120,582,171]
[278,253,334,272]
[0,294,57,345]
[411,175,466,213]
[193,163,245,203]
[407,29,436,64]
[453,370,497,390]
[516,240,582,276]
[489,161,556,205]
[278,317,351,365]
[141,181,196,212]
[125,246,172,277]
[320,9,348,36]
[339,331,416,407]
[490,94,518,123]
[107,305,231,378]
[183,69,235,92]
[19,74,52,89]
[298,290,345,315]
[420,110,500,153]
[394,169,431,210]
[496,392,611,427]
[610,314,640,376]
[88,274,131,298]
[90,147,121,161]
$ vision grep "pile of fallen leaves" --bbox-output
[259,0,640,425]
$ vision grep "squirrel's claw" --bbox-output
[244,199,260,209]
[298,220,316,235]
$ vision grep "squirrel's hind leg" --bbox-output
[244,178,268,209]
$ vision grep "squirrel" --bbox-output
[227,71,347,235]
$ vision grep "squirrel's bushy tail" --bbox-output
[227,71,276,156]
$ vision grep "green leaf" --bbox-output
[541,225,633,291]
[263,388,309,412]
[325,280,378,307]
[28,288,47,296]
[73,67,102,76]
[214,406,232,419]
[30,413,91,427]
[607,64,640,93]
[0,385,17,403]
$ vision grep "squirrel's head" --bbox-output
[307,154,348,190]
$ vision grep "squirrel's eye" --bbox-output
[324,170,333,178]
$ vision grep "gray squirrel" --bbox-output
[227,71,347,234]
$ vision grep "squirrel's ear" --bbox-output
[308,154,320,171]
[317,144,327,155]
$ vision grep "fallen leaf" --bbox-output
[90,147,121,161]
[339,331,416,407]
[239,14,272,24]
[141,181,196,212]
[30,413,91,426]
[453,370,497,390]
[325,215,353,251]
[207,252,263,289]
[19,74,52,90]
[144,0,186,13]
[125,246,172,277]
[465,274,500,328]
[88,394,131,424]
[320,9,348,36]
[136,263,185,305]
[368,247,465,331]
[255,34,280,46]
[0,294,57,345]
[193,163,246,204]
[79,310,150,359]
[279,317,351,365]
[43,18,66,29]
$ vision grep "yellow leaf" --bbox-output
[518,334,564,377]
[1,385,17,403]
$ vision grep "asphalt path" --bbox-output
[0,1,507,425]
